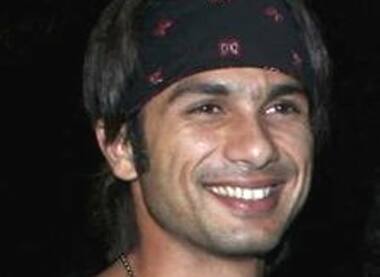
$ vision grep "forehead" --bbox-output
[160,67,305,101]
[141,67,306,116]
[176,67,299,89]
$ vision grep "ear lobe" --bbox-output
[95,122,138,181]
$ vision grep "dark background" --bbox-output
[1,1,379,276]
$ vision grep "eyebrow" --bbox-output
[167,81,230,104]
[266,81,306,102]
[167,78,306,104]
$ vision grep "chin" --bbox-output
[197,229,286,258]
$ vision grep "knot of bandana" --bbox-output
[127,0,314,114]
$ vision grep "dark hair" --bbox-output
[288,0,331,148]
[83,0,330,262]
[83,0,149,261]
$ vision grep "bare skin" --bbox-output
[97,67,313,277]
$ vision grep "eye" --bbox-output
[187,103,224,115]
[265,100,301,116]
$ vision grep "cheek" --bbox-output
[275,124,313,192]
[271,122,313,163]
[170,128,220,176]
[148,123,220,181]
[184,127,220,153]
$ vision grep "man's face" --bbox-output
[133,67,313,256]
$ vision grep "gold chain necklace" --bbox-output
[119,253,134,277]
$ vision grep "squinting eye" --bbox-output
[265,101,301,115]
[188,103,223,115]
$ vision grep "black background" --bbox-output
[1,1,379,276]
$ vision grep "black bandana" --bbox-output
[128,0,313,114]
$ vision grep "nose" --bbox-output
[223,116,279,169]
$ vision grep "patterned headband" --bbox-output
[127,0,314,114]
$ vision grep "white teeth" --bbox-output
[236,187,242,198]
[208,186,272,201]
[242,188,251,200]
[210,186,228,196]
[253,189,264,200]
[219,186,227,196]
[226,186,234,196]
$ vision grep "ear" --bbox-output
[95,122,138,181]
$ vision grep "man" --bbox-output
[83,0,330,276]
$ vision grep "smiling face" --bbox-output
[126,67,314,257]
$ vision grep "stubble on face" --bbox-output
[132,67,313,258]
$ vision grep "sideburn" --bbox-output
[126,111,150,175]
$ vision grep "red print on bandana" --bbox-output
[291,51,303,66]
[153,19,175,37]
[264,6,284,23]
[218,38,241,58]
[148,69,164,85]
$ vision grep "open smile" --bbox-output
[203,179,285,215]
[207,185,277,201]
